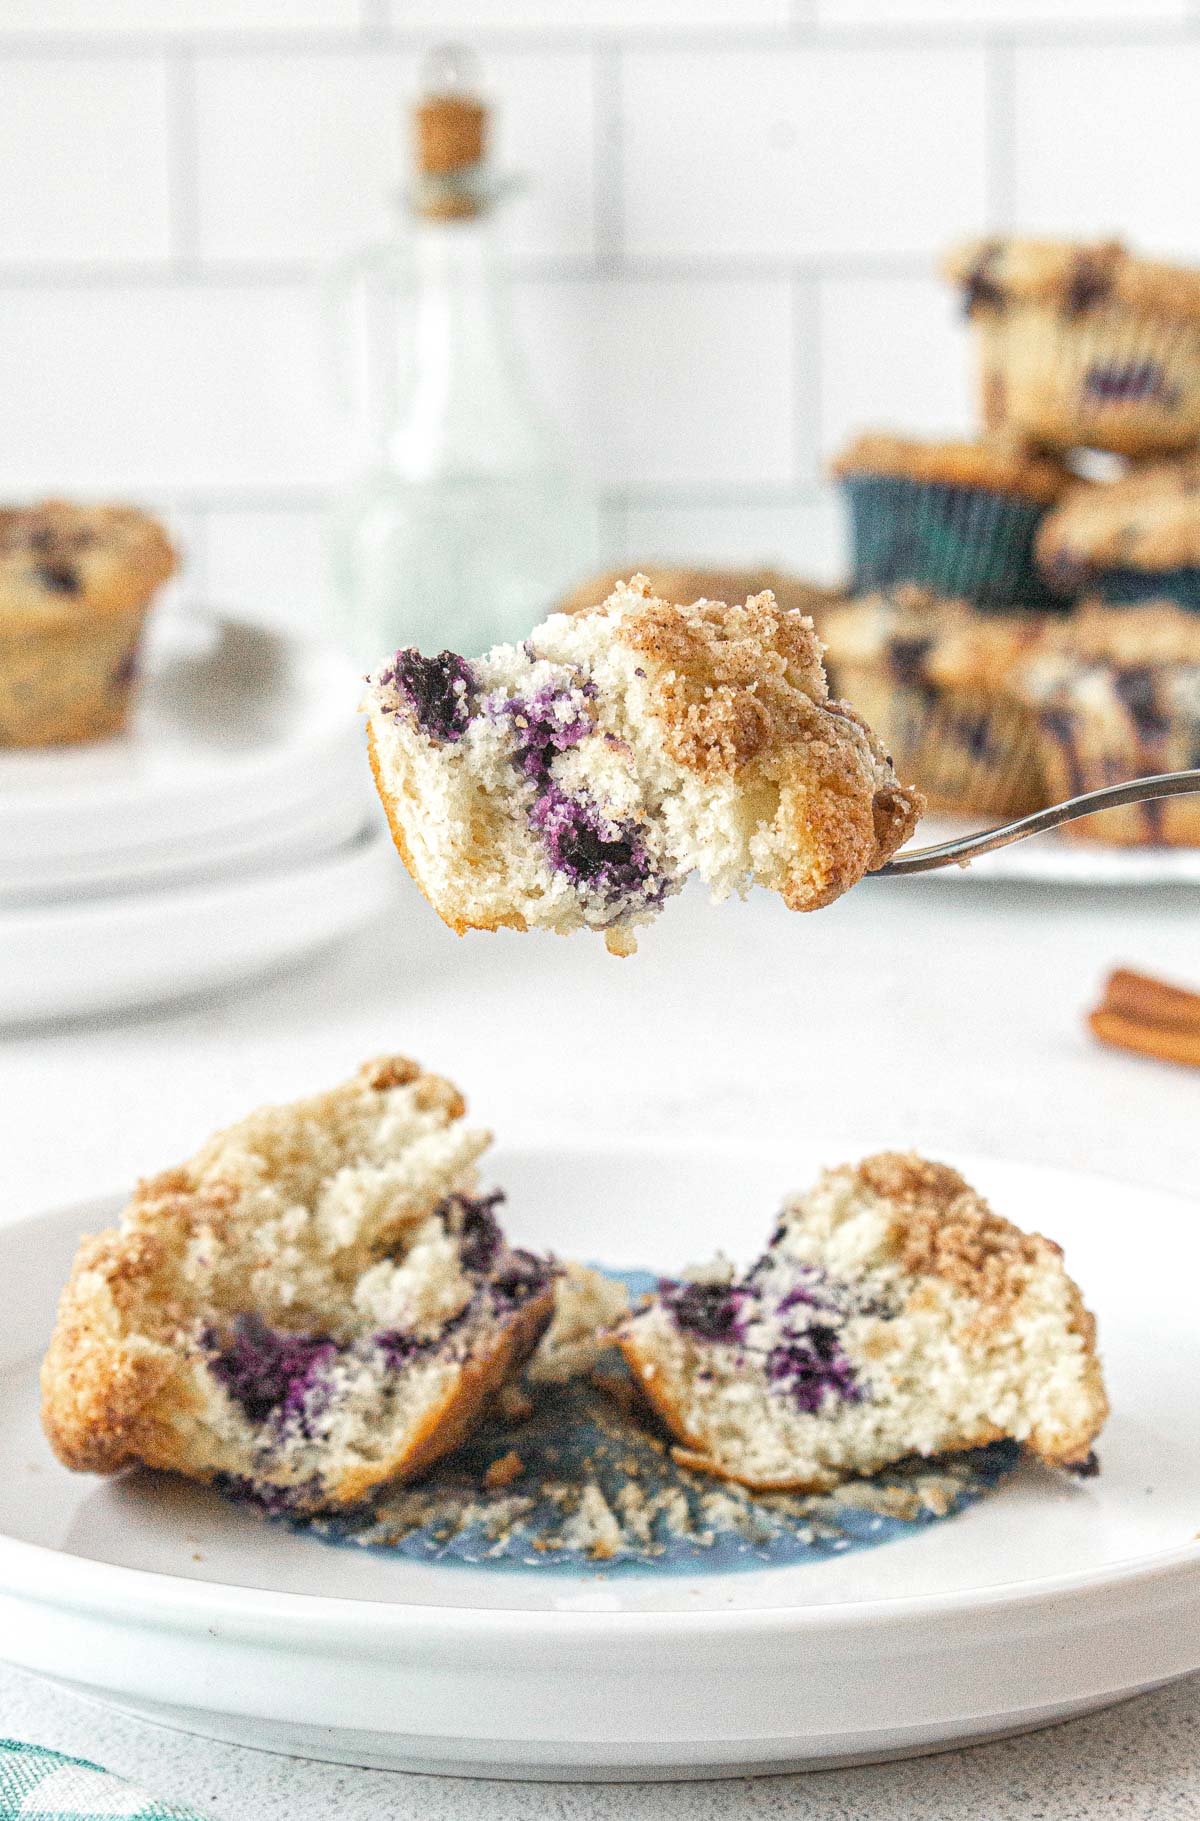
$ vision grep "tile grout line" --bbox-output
[0,22,1187,56]
[164,45,200,270]
[984,33,1017,229]
[0,253,942,286]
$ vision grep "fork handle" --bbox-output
[876,769,1200,875]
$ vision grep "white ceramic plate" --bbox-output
[901,815,1200,887]
[0,823,396,1025]
[0,790,371,906]
[0,609,366,869]
[0,1144,1196,1779]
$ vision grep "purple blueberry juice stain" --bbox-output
[379,648,477,741]
[664,1248,876,1417]
[206,1316,336,1428]
[495,679,672,922]
[530,783,663,909]
[766,1324,862,1415]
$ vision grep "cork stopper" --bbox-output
[412,46,490,221]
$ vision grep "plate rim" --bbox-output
[0,604,365,842]
[3,1141,1198,1642]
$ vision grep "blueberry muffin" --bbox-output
[362,575,923,956]
[831,432,1070,611]
[944,237,1200,457]
[1037,456,1200,612]
[1015,602,1200,847]
[0,501,177,747]
[619,1152,1106,1492]
[42,1057,555,1515]
[820,587,1050,821]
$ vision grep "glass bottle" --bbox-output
[327,47,598,664]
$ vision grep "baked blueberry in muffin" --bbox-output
[820,587,1050,822]
[363,576,923,955]
[1014,603,1200,847]
[41,1057,555,1514]
[619,1153,1107,1491]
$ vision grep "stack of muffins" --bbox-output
[823,236,1200,847]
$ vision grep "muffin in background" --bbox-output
[0,502,177,747]
[831,432,1070,611]
[556,564,846,627]
[820,587,1049,822]
[1014,603,1200,847]
[944,237,1200,458]
[1037,456,1200,612]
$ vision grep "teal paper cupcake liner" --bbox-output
[1088,565,1200,614]
[843,474,1069,613]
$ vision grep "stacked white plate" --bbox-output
[0,607,396,1023]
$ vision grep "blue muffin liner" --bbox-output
[1088,565,1200,614]
[842,473,1070,613]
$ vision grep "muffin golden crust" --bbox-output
[944,237,1200,323]
[831,432,1069,505]
[0,501,176,632]
[619,1151,1107,1493]
[363,576,923,952]
[0,500,177,747]
[1037,459,1200,577]
[42,1057,555,1514]
[820,589,1050,821]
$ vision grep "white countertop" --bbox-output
[1,867,1197,1817]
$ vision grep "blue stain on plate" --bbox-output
[295,1264,1021,1575]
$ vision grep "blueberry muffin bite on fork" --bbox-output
[363,575,924,955]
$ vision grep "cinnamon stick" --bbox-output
[1089,1007,1200,1069]
[1100,968,1200,1032]
[1088,967,1200,1069]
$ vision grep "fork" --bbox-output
[876,769,1200,875]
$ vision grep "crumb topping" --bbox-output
[621,585,830,779]
[855,1152,1047,1314]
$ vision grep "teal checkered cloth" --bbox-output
[0,1740,204,1820]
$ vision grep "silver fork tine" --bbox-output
[876,769,1200,876]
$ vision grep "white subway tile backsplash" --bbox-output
[0,12,1194,626]
[619,495,845,584]
[620,45,988,261]
[382,0,791,32]
[1014,40,1200,259]
[0,285,329,493]
[0,0,363,34]
[0,59,170,264]
[514,276,796,488]
[194,48,595,264]
[199,505,333,628]
[820,0,1185,23]
[818,276,975,468]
